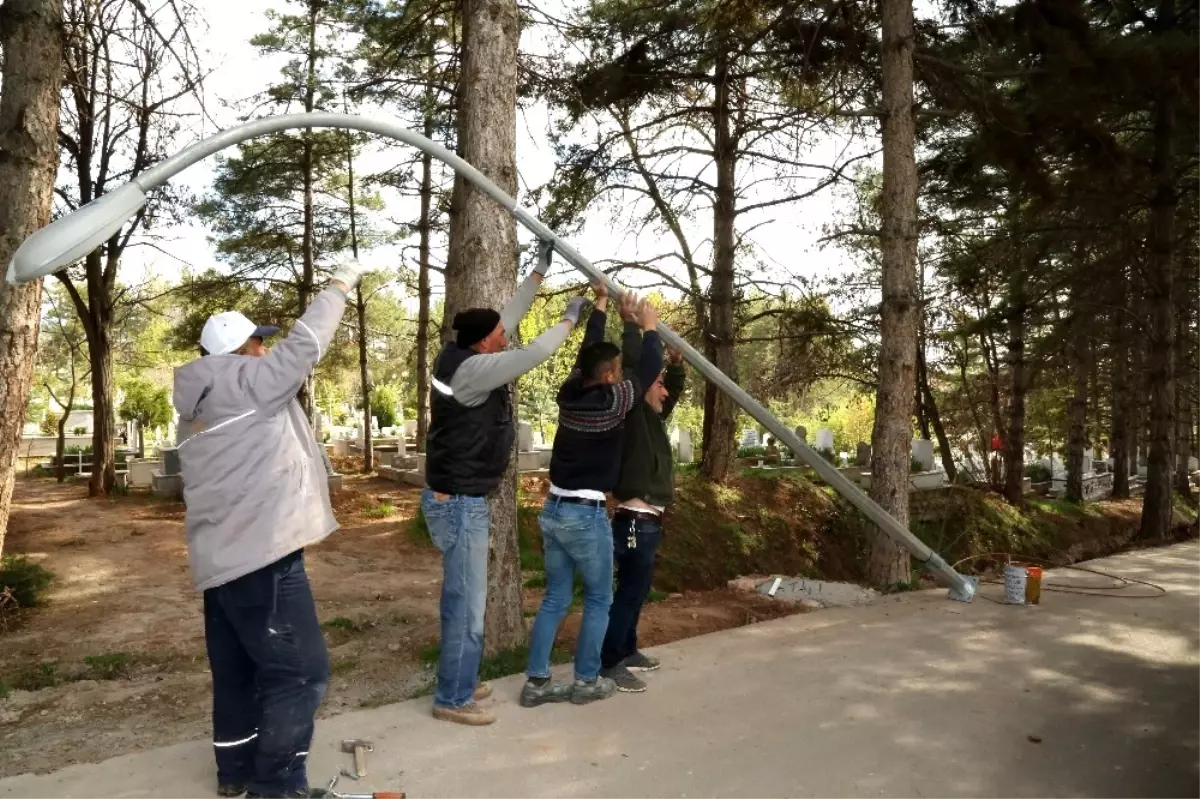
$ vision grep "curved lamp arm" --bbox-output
[7,111,974,601]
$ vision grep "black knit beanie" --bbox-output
[454,308,501,348]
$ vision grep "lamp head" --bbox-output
[6,182,148,285]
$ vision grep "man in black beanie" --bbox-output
[422,245,590,726]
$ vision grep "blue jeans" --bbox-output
[422,489,489,708]
[526,498,614,682]
[204,550,329,796]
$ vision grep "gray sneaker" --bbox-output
[600,664,647,693]
[623,651,661,671]
[571,676,617,704]
[520,678,574,708]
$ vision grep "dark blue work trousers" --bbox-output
[203,550,329,797]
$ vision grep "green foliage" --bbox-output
[417,641,570,680]
[11,662,60,691]
[370,384,400,429]
[364,501,396,519]
[0,555,54,608]
[737,445,766,458]
[1025,463,1052,484]
[83,652,132,680]
[119,379,172,431]
[40,413,60,436]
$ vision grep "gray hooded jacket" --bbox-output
[173,286,347,592]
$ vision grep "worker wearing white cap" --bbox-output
[172,260,366,799]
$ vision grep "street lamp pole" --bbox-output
[7,111,976,602]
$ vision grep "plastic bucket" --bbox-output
[1003,564,1027,605]
[1025,566,1043,605]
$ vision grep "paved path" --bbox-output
[2,542,1196,798]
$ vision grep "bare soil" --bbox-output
[0,475,799,778]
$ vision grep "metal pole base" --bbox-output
[947,575,979,603]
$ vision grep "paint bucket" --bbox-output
[1025,566,1043,605]
[1003,564,1027,605]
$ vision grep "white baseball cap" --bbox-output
[200,311,280,355]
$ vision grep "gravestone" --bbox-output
[740,428,760,447]
[403,420,418,438]
[855,442,871,467]
[911,439,935,472]
[1189,456,1199,471]
[814,428,834,452]
[677,429,694,463]
[161,446,181,476]
[517,421,534,452]
[1081,451,1093,475]
[794,426,807,444]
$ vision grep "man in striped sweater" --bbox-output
[521,288,663,707]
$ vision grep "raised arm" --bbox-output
[662,349,686,419]
[631,299,663,392]
[451,295,588,407]
[572,283,609,368]
[243,263,362,415]
[498,270,543,338]
[619,290,642,376]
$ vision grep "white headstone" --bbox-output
[677,429,694,463]
[814,428,834,452]
[911,439,935,472]
[740,428,760,447]
[371,416,380,432]
[403,419,417,438]
[1081,451,1093,475]
[1189,456,1199,471]
[532,431,545,448]
[517,421,534,452]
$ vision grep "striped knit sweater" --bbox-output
[549,307,663,493]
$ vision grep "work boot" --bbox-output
[570,676,617,705]
[217,783,247,797]
[622,651,661,672]
[519,677,573,708]
[600,664,647,693]
[432,701,496,726]
[473,681,493,701]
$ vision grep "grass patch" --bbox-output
[323,616,358,632]
[646,588,668,603]
[0,554,54,608]
[517,503,545,572]
[364,501,396,519]
[523,572,547,589]
[0,681,9,699]
[330,656,359,676]
[406,506,433,547]
[11,662,61,691]
[416,642,570,680]
[83,652,132,680]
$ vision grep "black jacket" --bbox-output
[549,307,662,492]
[613,321,686,508]
[426,343,514,496]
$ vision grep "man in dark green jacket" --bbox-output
[599,304,686,692]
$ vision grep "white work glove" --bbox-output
[533,240,554,276]
[562,296,591,326]
[331,258,367,291]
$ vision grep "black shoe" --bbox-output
[600,664,647,693]
[218,784,247,798]
[622,651,661,672]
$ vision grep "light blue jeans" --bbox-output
[526,498,614,682]
[422,489,489,709]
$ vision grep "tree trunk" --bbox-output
[1066,296,1089,504]
[917,326,955,481]
[1003,280,1028,505]
[296,0,320,422]
[87,316,116,496]
[1111,268,1131,498]
[0,0,62,557]
[445,0,523,653]
[344,115,372,474]
[867,0,918,589]
[1173,305,1192,496]
[416,109,434,453]
[51,385,75,483]
[1139,23,1177,540]
[700,49,738,483]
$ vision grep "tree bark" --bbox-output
[416,108,434,453]
[868,0,918,589]
[700,49,738,483]
[1066,291,1089,504]
[916,322,955,481]
[445,0,524,653]
[297,0,319,422]
[1111,268,1131,498]
[0,0,62,556]
[1003,276,1028,505]
[343,116,372,473]
[1139,15,1177,539]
